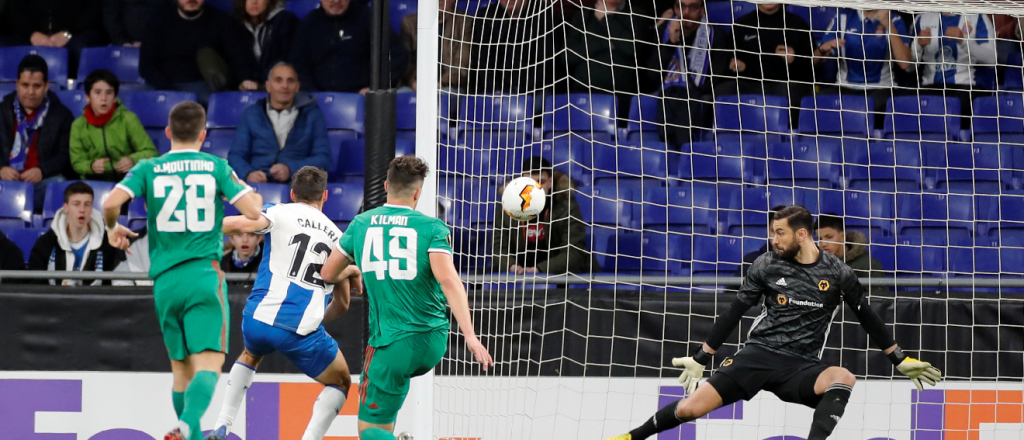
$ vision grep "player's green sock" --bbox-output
[360,427,397,440]
[172,390,185,418]
[181,370,218,440]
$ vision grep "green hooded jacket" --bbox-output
[69,100,158,182]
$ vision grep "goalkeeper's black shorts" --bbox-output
[706,344,830,408]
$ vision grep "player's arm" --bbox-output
[102,188,138,252]
[430,251,494,371]
[222,214,271,235]
[324,266,362,322]
[840,268,941,391]
[673,255,764,392]
[231,191,264,221]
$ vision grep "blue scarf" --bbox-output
[10,97,49,171]
[662,15,713,90]
[233,244,261,268]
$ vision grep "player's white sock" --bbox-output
[301,385,347,440]
[215,361,257,431]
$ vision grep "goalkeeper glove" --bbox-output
[672,347,712,394]
[889,348,942,392]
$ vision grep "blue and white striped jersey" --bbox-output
[821,9,912,88]
[915,13,996,87]
[243,203,344,336]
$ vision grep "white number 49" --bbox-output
[362,227,417,280]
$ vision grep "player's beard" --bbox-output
[776,241,800,261]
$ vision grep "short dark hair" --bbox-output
[522,156,552,177]
[814,213,845,232]
[291,166,328,202]
[84,69,120,96]
[387,155,429,195]
[168,101,206,143]
[773,205,814,234]
[64,181,94,203]
[768,205,786,224]
[17,54,49,83]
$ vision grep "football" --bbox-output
[501,176,546,222]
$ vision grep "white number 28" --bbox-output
[154,174,216,232]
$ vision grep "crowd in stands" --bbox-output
[0,0,1022,282]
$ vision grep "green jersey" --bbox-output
[116,149,252,278]
[339,204,453,347]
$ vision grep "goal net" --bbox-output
[420,0,1024,438]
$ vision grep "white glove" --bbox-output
[896,357,942,392]
[672,356,706,394]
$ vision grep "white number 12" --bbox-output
[362,227,417,280]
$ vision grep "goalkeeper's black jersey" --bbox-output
[738,250,868,361]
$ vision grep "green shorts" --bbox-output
[153,259,230,361]
[358,329,447,424]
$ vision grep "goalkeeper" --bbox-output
[607,205,941,440]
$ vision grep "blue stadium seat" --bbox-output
[1002,194,1024,223]
[9,227,46,264]
[456,0,493,14]
[457,95,533,146]
[843,191,894,238]
[121,91,198,140]
[0,83,14,96]
[590,184,633,227]
[225,183,290,216]
[641,184,713,235]
[76,46,141,87]
[0,181,33,229]
[626,95,661,142]
[741,186,794,214]
[395,92,416,141]
[706,1,755,27]
[127,198,147,230]
[286,0,320,18]
[313,92,364,139]
[55,90,86,119]
[322,183,363,228]
[713,95,790,142]
[542,94,617,141]
[201,132,233,158]
[931,142,1014,194]
[882,95,961,141]
[0,46,68,86]
[792,5,838,38]
[43,181,115,226]
[797,95,873,138]
[332,137,366,183]
[389,0,417,33]
[450,200,495,228]
[972,94,1024,144]
[895,245,946,274]
[207,92,268,129]
[896,193,971,246]
[1005,52,1023,91]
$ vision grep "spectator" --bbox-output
[0,229,25,270]
[720,3,815,115]
[0,55,74,210]
[814,213,887,291]
[472,0,564,94]
[565,0,658,112]
[290,0,407,93]
[395,0,478,93]
[228,62,331,184]
[140,0,259,106]
[28,181,123,285]
[234,0,299,87]
[739,205,786,276]
[493,157,598,274]
[3,0,106,80]
[647,0,734,147]
[104,0,165,47]
[69,69,158,182]
[112,227,153,286]
[816,9,914,117]
[221,231,263,273]
[914,13,996,112]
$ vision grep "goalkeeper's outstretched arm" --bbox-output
[674,257,765,392]
[840,269,942,391]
